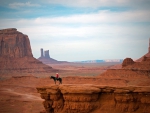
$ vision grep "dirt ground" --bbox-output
[0,62,149,113]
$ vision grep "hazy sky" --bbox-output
[0,0,150,61]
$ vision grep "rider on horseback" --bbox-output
[56,73,59,80]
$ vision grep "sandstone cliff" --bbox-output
[37,84,150,113]
[0,28,55,74]
[0,28,32,58]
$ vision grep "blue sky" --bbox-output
[0,0,150,61]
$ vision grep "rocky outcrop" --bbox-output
[0,28,56,74]
[123,57,150,70]
[97,57,150,86]
[122,58,135,67]
[37,84,150,113]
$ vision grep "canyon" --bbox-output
[0,28,150,113]
[37,57,150,113]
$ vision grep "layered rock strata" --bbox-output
[0,28,55,74]
[37,84,150,113]
[0,28,32,58]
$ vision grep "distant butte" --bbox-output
[38,48,68,64]
[0,28,56,75]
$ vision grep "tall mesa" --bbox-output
[0,28,55,74]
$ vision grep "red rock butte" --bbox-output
[38,48,68,64]
[0,28,56,74]
[0,28,32,57]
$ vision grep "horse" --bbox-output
[50,76,62,84]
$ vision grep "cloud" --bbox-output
[0,3,150,61]
[9,2,41,9]
[46,0,127,8]
[1,8,150,39]
[45,0,150,9]
[26,10,150,25]
[1,9,150,38]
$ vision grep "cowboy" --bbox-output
[56,73,59,80]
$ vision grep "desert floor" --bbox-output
[0,62,149,113]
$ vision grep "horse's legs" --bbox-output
[60,79,62,84]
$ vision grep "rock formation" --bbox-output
[44,50,50,59]
[38,48,68,64]
[0,28,56,74]
[136,38,150,62]
[123,59,150,71]
[37,84,150,113]
[103,38,150,77]
[99,56,150,82]
[0,28,32,58]
[110,38,150,69]
[97,44,150,86]
[36,38,150,113]
[122,58,135,67]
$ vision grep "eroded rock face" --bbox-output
[0,28,55,74]
[37,84,150,113]
[0,28,32,58]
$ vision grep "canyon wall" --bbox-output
[37,84,150,113]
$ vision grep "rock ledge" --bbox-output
[37,84,150,113]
